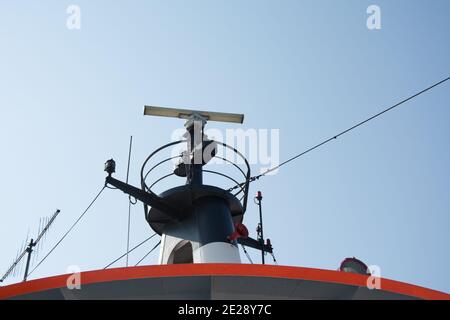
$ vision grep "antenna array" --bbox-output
[0,209,60,283]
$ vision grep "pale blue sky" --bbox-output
[0,1,449,293]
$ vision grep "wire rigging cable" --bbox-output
[229,76,450,191]
[103,233,157,269]
[134,240,161,266]
[240,245,253,264]
[28,186,106,277]
[270,251,278,265]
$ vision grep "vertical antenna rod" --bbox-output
[125,136,133,267]
[255,191,265,265]
[23,239,34,282]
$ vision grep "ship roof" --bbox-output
[1,264,449,300]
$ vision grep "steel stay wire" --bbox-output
[28,185,106,277]
[229,76,450,191]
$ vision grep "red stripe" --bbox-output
[0,264,448,300]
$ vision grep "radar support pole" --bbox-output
[184,114,206,186]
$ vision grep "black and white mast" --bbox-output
[104,106,272,264]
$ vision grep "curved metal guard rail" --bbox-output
[139,140,251,213]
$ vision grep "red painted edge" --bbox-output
[0,264,449,300]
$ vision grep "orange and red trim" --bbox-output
[0,264,449,300]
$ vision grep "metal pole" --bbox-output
[125,136,133,267]
[186,118,204,186]
[23,239,34,282]
[256,191,265,265]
